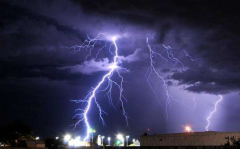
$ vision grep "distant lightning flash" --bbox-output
[206,95,223,131]
[68,34,128,142]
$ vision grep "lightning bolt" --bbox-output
[206,95,223,131]
[64,34,200,143]
[146,37,174,118]
[145,37,198,118]
[192,97,197,110]
[66,34,128,142]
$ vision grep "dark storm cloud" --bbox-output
[0,1,83,65]
[1,0,240,137]
[0,1,93,86]
[1,0,240,94]
[73,0,240,94]
[171,69,240,94]
[168,25,240,94]
[0,0,150,83]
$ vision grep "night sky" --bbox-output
[1,0,240,139]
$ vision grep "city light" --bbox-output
[97,135,101,146]
[61,133,135,147]
[90,128,96,133]
[116,134,124,146]
[62,134,93,147]
[101,136,105,145]
[117,134,123,140]
[90,128,96,142]
[68,136,86,147]
[126,135,129,146]
[185,126,192,132]
[35,137,40,140]
[64,134,71,142]
[107,137,111,146]
[116,140,121,146]
[55,137,59,140]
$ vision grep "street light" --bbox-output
[64,134,71,142]
[97,135,101,146]
[107,137,111,146]
[126,136,129,146]
[56,137,59,140]
[116,134,124,146]
[133,139,136,146]
[101,136,105,146]
[185,126,192,133]
[90,128,96,143]
[35,137,40,140]
[117,134,123,140]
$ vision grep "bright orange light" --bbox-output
[185,126,192,132]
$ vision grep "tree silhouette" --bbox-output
[0,121,34,147]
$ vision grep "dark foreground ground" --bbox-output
[1,147,240,149]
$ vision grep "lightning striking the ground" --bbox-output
[206,95,223,131]
[66,34,128,142]
[65,34,200,143]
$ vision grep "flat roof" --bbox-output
[141,131,240,137]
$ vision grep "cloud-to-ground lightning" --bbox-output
[66,34,128,142]
[206,95,223,131]
[65,34,200,144]
[145,37,199,118]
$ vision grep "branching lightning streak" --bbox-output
[67,34,128,142]
[146,38,173,118]
[65,34,200,142]
[192,97,197,110]
[62,33,105,59]
[162,45,186,69]
[145,38,200,118]
[183,50,201,61]
[206,95,223,131]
